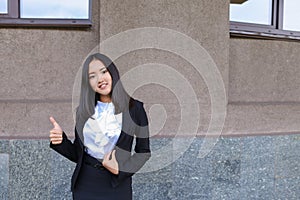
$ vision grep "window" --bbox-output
[230,0,300,40]
[0,0,92,27]
[283,0,300,32]
[0,0,8,14]
[230,0,273,25]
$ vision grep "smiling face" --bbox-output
[88,59,112,102]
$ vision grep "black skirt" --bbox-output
[73,155,132,200]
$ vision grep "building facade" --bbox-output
[0,0,299,199]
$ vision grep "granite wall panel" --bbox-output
[0,135,299,199]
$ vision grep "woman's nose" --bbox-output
[97,75,104,83]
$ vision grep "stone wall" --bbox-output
[0,136,299,199]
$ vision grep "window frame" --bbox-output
[230,0,300,40]
[0,0,92,27]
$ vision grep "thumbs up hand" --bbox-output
[49,116,63,145]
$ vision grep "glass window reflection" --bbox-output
[283,0,300,31]
[0,0,8,14]
[230,0,273,25]
[20,0,89,19]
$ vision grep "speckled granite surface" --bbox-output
[0,153,9,200]
[0,135,299,200]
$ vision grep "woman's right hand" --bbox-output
[49,116,63,145]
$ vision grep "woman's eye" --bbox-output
[89,75,95,79]
[101,69,107,74]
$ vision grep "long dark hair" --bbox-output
[76,53,134,134]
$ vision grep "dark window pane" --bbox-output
[20,0,89,19]
[0,0,8,14]
[283,0,300,31]
[230,0,273,25]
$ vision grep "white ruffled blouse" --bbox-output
[83,101,122,159]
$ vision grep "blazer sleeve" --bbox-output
[49,129,80,163]
[111,101,151,187]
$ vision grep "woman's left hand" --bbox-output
[102,150,119,175]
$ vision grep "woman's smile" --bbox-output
[98,82,108,89]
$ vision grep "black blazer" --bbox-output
[50,99,151,191]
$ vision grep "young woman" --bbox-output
[49,53,151,199]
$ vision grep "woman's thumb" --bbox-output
[49,116,59,128]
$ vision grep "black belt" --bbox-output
[83,152,106,170]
